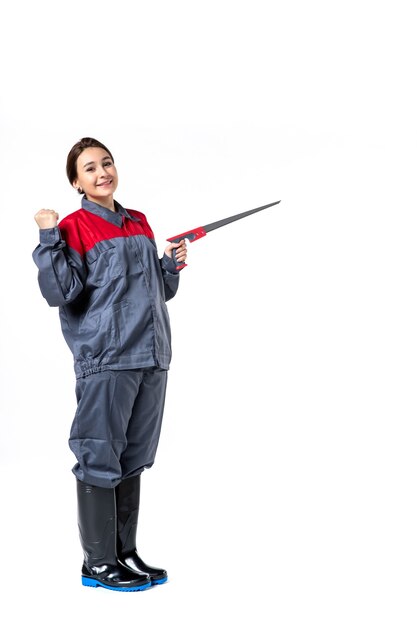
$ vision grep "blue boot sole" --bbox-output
[152,576,168,585]
[82,576,152,592]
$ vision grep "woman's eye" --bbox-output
[86,167,94,172]
[104,161,112,167]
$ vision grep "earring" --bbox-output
[78,187,83,194]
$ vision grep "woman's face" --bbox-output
[73,147,118,202]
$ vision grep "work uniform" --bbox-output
[33,197,180,487]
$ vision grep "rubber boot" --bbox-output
[116,475,168,585]
[76,480,152,592]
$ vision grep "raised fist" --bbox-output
[34,209,59,229]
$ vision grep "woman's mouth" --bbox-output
[97,179,113,187]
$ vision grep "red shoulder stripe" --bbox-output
[58,209,155,256]
[58,210,85,256]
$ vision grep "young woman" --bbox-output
[32,137,187,592]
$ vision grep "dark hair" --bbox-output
[66,137,115,193]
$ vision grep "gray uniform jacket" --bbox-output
[32,197,180,378]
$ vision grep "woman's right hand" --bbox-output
[34,209,59,229]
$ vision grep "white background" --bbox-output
[0,1,416,624]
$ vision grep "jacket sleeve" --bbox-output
[136,210,181,302]
[32,226,87,307]
[160,253,180,302]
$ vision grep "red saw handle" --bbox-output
[167,227,207,270]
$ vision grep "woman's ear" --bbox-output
[72,180,83,193]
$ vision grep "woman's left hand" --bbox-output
[165,239,187,265]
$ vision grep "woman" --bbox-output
[32,137,187,592]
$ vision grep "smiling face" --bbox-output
[73,147,118,207]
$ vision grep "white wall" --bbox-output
[0,1,416,624]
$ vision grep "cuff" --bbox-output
[161,253,180,274]
[39,227,62,245]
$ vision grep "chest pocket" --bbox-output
[86,239,124,286]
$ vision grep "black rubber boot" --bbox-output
[116,475,168,585]
[76,480,152,592]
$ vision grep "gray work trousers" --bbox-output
[68,368,168,488]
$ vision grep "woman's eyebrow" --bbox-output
[83,157,112,168]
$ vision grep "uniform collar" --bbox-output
[81,196,140,226]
